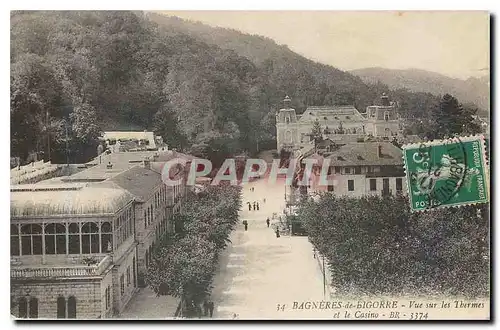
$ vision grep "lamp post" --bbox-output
[322,255,326,299]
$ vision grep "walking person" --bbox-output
[266,217,270,228]
[203,300,209,316]
[247,202,252,211]
[263,198,266,204]
[208,300,215,318]
[256,202,260,211]
[243,220,248,231]
[276,227,280,238]
[253,201,257,211]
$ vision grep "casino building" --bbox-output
[276,94,402,153]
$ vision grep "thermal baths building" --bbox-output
[10,150,191,319]
[276,94,402,152]
[288,142,407,204]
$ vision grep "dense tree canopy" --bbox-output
[298,194,489,297]
[11,11,486,164]
[146,184,242,317]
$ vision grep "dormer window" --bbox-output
[334,116,339,120]
[384,111,390,121]
[346,116,350,120]
[285,117,290,124]
[324,116,328,120]
[357,155,364,160]
[337,156,344,161]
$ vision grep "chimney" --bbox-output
[378,145,383,159]
[143,156,151,170]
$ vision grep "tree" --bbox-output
[297,193,489,297]
[146,184,242,317]
[310,119,323,151]
[432,94,480,139]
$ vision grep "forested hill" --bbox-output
[11,11,449,164]
[351,67,490,114]
[147,12,387,112]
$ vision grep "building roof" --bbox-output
[11,184,134,217]
[103,131,157,149]
[323,142,403,166]
[299,105,366,123]
[110,165,163,202]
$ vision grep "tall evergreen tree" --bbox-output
[310,119,323,152]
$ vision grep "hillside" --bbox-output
[350,67,490,114]
[11,11,471,165]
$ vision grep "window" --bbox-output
[11,224,19,256]
[344,167,351,174]
[106,286,111,309]
[29,297,38,318]
[81,222,99,254]
[354,166,361,174]
[20,224,42,255]
[127,267,131,286]
[367,166,373,174]
[57,296,66,318]
[396,178,403,191]
[18,297,27,318]
[144,210,147,229]
[67,296,76,318]
[328,185,334,192]
[334,167,341,174]
[370,179,377,191]
[120,275,125,296]
[45,224,67,255]
[348,180,355,191]
[101,222,113,253]
[68,223,80,254]
[384,111,390,121]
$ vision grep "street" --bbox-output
[209,178,326,319]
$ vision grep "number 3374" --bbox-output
[410,312,428,320]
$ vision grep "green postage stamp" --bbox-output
[403,135,489,212]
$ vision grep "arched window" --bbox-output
[18,297,27,318]
[68,223,80,254]
[20,224,42,255]
[285,116,290,124]
[385,128,391,136]
[57,296,66,318]
[101,222,113,253]
[11,224,19,256]
[29,297,38,318]
[45,224,67,255]
[67,296,76,318]
[384,111,390,121]
[284,130,292,143]
[82,222,99,254]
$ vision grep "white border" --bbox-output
[2,2,496,330]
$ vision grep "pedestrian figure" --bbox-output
[203,300,209,316]
[263,198,266,203]
[266,218,270,228]
[208,300,214,318]
[276,228,280,238]
[253,201,256,211]
[243,220,248,231]
[256,202,260,211]
[247,202,252,211]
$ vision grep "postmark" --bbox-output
[403,135,489,212]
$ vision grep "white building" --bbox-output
[276,94,402,152]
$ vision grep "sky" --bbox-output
[160,11,490,80]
